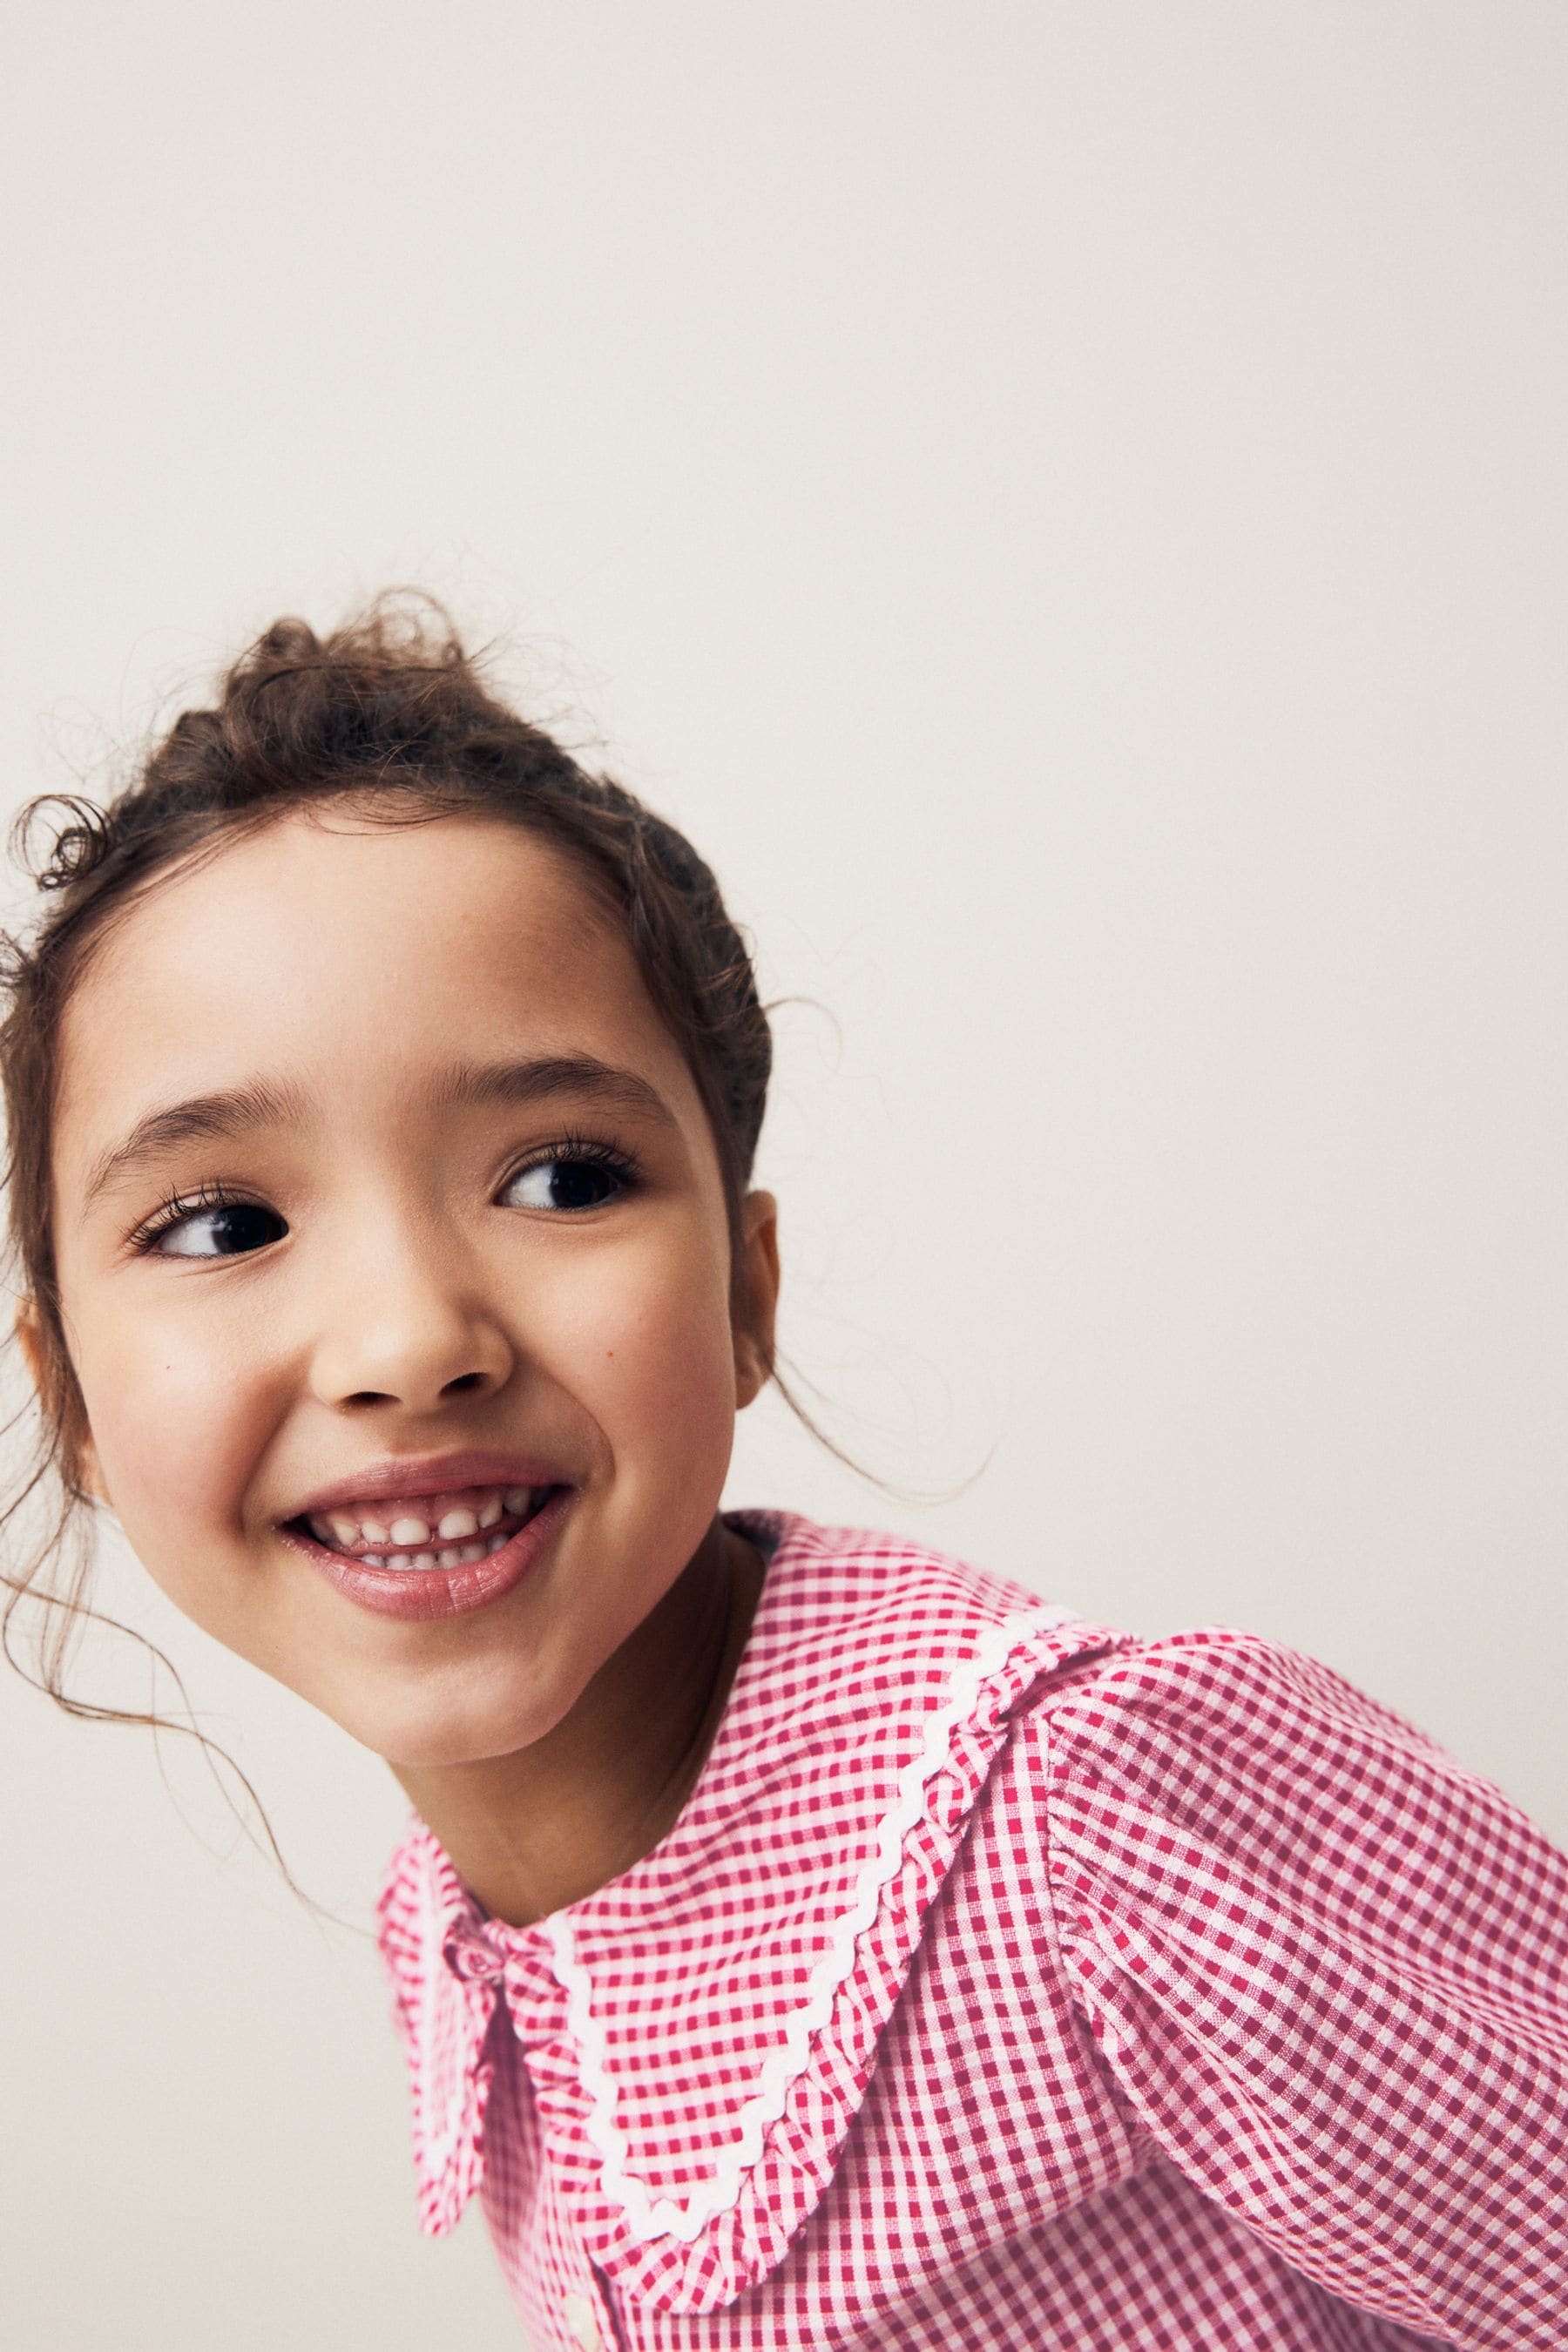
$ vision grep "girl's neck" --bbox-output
[389,1516,765,1928]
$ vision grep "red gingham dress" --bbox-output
[375,1511,1568,2351]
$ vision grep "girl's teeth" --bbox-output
[302,1487,542,1558]
[348,1528,514,1572]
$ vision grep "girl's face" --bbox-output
[40,809,777,1768]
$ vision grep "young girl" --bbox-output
[3,601,1564,2352]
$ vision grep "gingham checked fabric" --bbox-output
[375,1511,1568,2351]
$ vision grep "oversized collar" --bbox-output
[375,1509,1129,2315]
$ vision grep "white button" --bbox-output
[562,2289,602,2351]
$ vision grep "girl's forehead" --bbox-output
[55,811,690,1140]
[127,808,617,952]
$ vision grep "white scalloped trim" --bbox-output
[541,1599,1076,2244]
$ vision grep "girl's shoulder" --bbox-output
[743,1507,1511,1794]
[720,1507,1484,1802]
[720,1503,1136,1714]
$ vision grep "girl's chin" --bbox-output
[325,1681,572,1773]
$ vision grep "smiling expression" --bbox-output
[42,808,777,1767]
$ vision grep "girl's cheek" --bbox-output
[546,1227,739,1464]
[72,1315,266,1562]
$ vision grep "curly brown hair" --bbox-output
[0,594,779,1894]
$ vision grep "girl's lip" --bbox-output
[282,1449,572,1522]
[280,1484,572,1623]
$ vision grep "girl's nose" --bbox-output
[305,1239,517,1413]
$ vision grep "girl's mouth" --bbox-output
[280,1484,571,1623]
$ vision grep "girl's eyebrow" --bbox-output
[439,1055,677,1132]
[78,1054,679,1217]
[81,1073,308,1213]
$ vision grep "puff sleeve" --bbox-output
[1045,1629,1568,2352]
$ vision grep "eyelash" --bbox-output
[125,1132,643,1256]
[129,1178,247,1254]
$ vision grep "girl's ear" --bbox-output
[13,1300,110,1507]
[13,1300,44,1397]
[733,1190,780,1410]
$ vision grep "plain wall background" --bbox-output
[2,7,1565,2347]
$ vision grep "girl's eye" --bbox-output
[502,1149,632,1213]
[134,1187,286,1260]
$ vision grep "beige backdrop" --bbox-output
[3,7,1565,2348]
